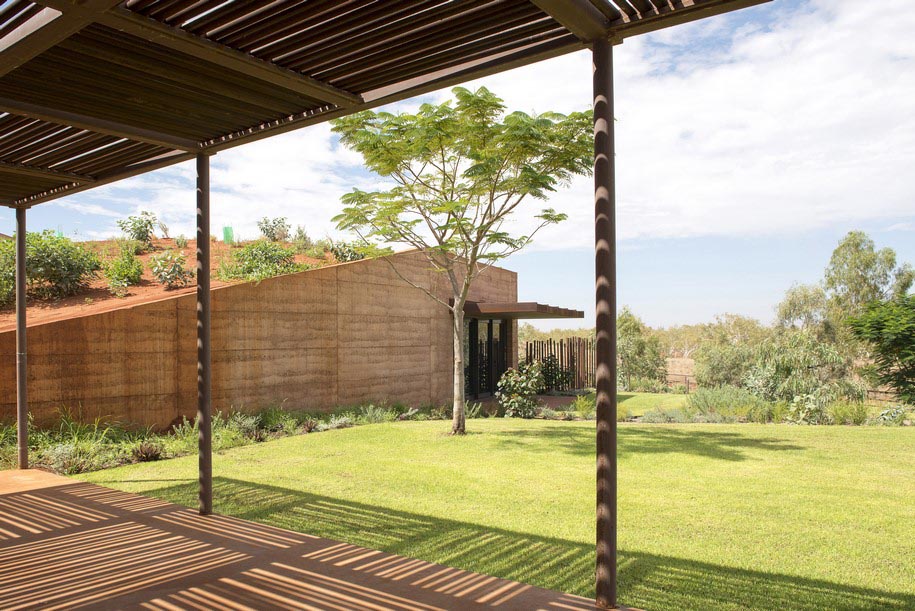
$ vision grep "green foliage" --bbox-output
[629,376,666,393]
[329,240,365,263]
[0,231,101,304]
[743,331,864,404]
[848,295,915,405]
[115,238,145,255]
[104,247,143,296]
[175,235,188,248]
[218,240,305,281]
[149,250,193,289]
[825,230,913,317]
[117,211,158,249]
[827,401,870,426]
[292,226,313,253]
[257,217,291,242]
[641,407,690,423]
[687,386,773,423]
[617,307,666,387]
[497,361,544,418]
[540,354,574,392]
[571,393,595,419]
[786,394,831,425]
[873,405,908,426]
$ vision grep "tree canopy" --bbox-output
[848,295,915,404]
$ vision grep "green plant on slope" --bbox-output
[105,247,143,296]
[117,211,158,249]
[218,240,304,281]
[257,217,291,242]
[0,231,101,304]
[150,250,194,289]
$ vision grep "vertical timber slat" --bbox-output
[16,207,28,469]
[593,37,618,609]
[197,152,213,515]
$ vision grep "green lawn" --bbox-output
[80,420,915,610]
[617,391,688,415]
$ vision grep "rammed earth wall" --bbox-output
[0,251,517,429]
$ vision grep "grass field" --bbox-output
[80,420,915,610]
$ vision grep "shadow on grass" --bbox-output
[122,476,912,611]
[485,423,804,461]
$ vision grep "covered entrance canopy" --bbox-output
[1,0,771,607]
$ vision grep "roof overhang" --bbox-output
[464,301,584,320]
[0,0,770,208]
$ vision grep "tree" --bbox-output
[848,295,915,404]
[331,87,592,434]
[824,231,913,317]
[777,283,828,332]
[617,307,666,388]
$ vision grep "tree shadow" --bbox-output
[125,476,912,611]
[485,423,805,461]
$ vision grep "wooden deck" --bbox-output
[0,470,598,611]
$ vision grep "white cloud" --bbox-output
[54,0,915,251]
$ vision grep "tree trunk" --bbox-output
[451,308,466,435]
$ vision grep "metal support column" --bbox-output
[15,207,28,469]
[196,153,213,515]
[593,37,618,609]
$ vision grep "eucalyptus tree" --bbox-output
[331,87,592,434]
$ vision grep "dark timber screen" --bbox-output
[525,337,595,391]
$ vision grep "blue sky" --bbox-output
[2,0,913,330]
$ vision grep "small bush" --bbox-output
[175,235,188,248]
[541,355,574,392]
[828,401,869,425]
[305,245,326,260]
[150,251,193,289]
[105,248,143,296]
[292,226,313,252]
[872,405,908,426]
[671,384,688,395]
[329,240,365,263]
[115,238,146,255]
[117,211,158,249]
[641,407,690,423]
[688,386,772,422]
[0,231,101,304]
[787,394,830,425]
[630,377,666,393]
[257,217,291,242]
[131,440,164,462]
[466,402,483,419]
[539,407,559,419]
[218,240,303,281]
[497,361,544,418]
[571,393,595,419]
[356,404,398,424]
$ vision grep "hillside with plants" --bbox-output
[0,213,366,329]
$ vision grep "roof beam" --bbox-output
[0,160,96,184]
[530,0,610,42]
[0,96,200,151]
[96,7,361,108]
[0,0,123,78]
[610,0,772,39]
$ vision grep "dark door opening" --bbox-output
[464,318,508,399]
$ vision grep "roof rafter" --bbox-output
[31,0,362,108]
[607,0,772,39]
[0,0,122,78]
[0,96,200,151]
[530,0,610,42]
[0,160,95,183]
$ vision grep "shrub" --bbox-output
[694,343,755,388]
[175,235,188,248]
[356,404,398,424]
[872,405,908,426]
[115,238,145,255]
[571,393,594,419]
[0,231,101,304]
[131,440,164,462]
[539,407,559,419]
[218,240,303,281]
[630,376,666,393]
[497,361,544,418]
[641,407,690,423]
[305,245,327,260]
[117,211,158,248]
[292,226,313,252]
[671,384,689,395]
[150,251,193,289]
[688,385,771,422]
[329,240,365,263]
[105,248,143,296]
[786,394,830,425]
[849,295,915,405]
[257,217,291,242]
[466,402,483,419]
[828,401,869,425]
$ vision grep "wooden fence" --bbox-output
[524,337,595,391]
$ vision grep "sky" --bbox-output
[2,0,913,330]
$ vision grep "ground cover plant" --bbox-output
[79,420,915,611]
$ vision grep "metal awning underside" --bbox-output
[0,0,770,207]
[464,300,584,319]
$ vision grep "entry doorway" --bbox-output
[464,318,509,399]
